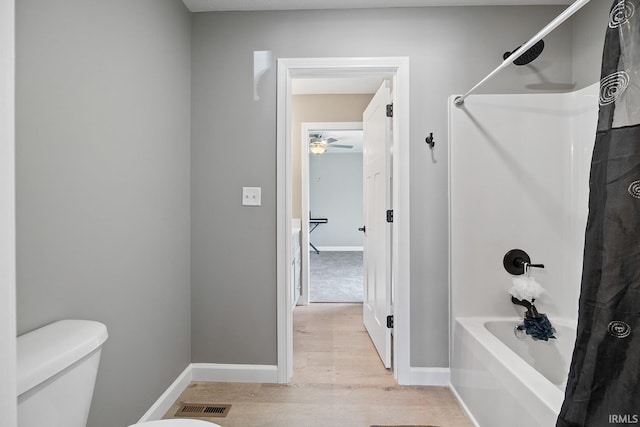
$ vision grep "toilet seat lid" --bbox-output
[131,420,221,427]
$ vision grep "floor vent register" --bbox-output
[175,403,232,418]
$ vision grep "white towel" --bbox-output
[510,275,544,301]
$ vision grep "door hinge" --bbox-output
[386,315,394,329]
[386,104,393,118]
[386,209,393,223]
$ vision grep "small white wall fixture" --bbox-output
[276,57,411,384]
[0,0,17,425]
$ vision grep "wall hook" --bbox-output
[425,133,435,149]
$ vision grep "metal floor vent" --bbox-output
[175,403,231,418]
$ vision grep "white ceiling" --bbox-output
[183,0,572,12]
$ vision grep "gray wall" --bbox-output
[191,6,573,367]
[571,0,611,89]
[309,153,364,247]
[15,1,192,426]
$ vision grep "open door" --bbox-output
[362,81,392,368]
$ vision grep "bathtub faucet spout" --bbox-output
[511,296,539,318]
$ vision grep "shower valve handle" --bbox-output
[504,249,544,275]
[515,258,545,270]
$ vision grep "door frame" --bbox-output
[276,57,411,384]
[300,121,364,306]
[0,0,17,424]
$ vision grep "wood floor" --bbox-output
[164,303,473,427]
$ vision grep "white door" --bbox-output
[362,81,392,368]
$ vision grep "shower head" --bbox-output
[503,39,545,66]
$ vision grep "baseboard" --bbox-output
[312,246,363,252]
[137,364,192,423]
[409,367,451,386]
[191,363,279,383]
[138,363,279,422]
[449,383,481,427]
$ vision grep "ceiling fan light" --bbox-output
[309,142,326,155]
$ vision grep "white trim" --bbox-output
[138,363,280,422]
[391,57,411,385]
[447,96,454,373]
[312,246,363,252]
[301,121,363,306]
[137,365,193,423]
[276,59,294,383]
[301,123,310,306]
[450,384,481,427]
[277,57,411,385]
[191,363,279,383]
[0,0,16,425]
[409,367,451,386]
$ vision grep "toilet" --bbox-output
[133,422,219,427]
[17,320,220,427]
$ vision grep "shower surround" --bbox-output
[448,83,598,426]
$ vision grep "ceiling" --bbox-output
[183,0,572,12]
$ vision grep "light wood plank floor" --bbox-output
[164,303,473,427]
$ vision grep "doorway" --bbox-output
[300,122,365,306]
[276,57,411,384]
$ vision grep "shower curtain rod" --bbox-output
[454,0,592,107]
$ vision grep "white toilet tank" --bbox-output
[17,320,108,427]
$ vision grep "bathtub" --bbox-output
[451,317,577,427]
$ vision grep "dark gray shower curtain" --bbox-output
[557,1,640,426]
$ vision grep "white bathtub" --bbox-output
[451,317,577,427]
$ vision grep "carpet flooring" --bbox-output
[309,251,363,303]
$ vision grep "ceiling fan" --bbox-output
[308,133,353,155]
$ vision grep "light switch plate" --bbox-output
[242,187,261,206]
